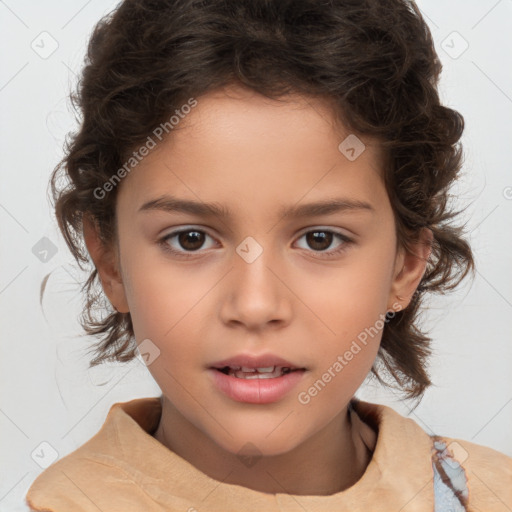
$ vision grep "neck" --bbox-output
[153,397,371,496]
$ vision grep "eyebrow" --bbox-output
[138,195,375,219]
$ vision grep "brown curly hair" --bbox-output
[48,0,475,402]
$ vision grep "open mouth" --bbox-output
[209,361,307,403]
[215,366,303,379]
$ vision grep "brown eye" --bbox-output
[160,228,216,256]
[305,231,333,251]
[295,229,353,258]
[176,230,205,251]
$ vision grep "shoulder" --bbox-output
[25,444,167,512]
[432,434,512,511]
[353,398,512,511]
[25,443,128,512]
[25,398,163,512]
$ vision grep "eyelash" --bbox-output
[158,227,354,259]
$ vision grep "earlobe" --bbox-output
[82,214,130,313]
[388,228,433,312]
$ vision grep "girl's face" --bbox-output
[95,84,429,456]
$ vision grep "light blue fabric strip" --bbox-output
[432,439,468,511]
[433,461,466,512]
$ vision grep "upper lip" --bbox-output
[209,353,305,370]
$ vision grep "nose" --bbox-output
[219,242,292,332]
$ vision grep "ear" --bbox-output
[82,214,130,313]
[387,227,433,312]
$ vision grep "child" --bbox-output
[26,0,512,510]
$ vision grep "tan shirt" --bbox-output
[25,396,512,511]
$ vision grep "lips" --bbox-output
[208,353,307,403]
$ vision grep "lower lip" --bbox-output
[208,369,306,404]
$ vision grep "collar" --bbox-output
[88,395,435,511]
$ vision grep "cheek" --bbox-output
[122,254,209,340]
[292,332,380,443]
[298,250,395,345]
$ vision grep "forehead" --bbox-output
[116,85,387,218]
[170,85,371,158]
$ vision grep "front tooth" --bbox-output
[238,366,277,373]
[256,366,275,373]
[239,373,261,379]
[233,368,283,379]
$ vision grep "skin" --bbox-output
[83,83,432,496]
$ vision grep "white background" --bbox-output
[1,1,511,510]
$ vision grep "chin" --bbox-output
[207,422,305,458]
